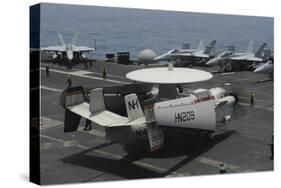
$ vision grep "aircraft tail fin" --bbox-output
[60,86,86,108]
[89,88,106,114]
[255,42,267,57]
[64,109,82,132]
[57,32,66,46]
[197,40,205,50]
[247,40,254,53]
[60,86,86,132]
[124,94,144,122]
[71,32,79,45]
[204,40,216,54]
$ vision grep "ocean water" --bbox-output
[40,3,274,59]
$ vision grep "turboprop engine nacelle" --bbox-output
[209,87,236,122]
[208,87,227,100]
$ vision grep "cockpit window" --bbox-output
[221,52,232,57]
[169,49,178,54]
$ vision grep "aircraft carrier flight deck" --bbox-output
[39,60,273,185]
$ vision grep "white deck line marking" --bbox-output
[41,86,63,92]
[41,134,89,150]
[239,96,273,104]
[220,72,236,75]
[42,64,127,80]
[165,172,191,177]
[41,134,66,144]
[77,127,106,138]
[196,156,240,170]
[40,68,130,84]
[238,102,273,111]
[196,156,255,173]
[40,117,63,131]
[132,161,167,173]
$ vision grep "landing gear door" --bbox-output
[147,125,164,152]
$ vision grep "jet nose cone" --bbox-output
[67,51,73,60]
[154,56,163,61]
[67,55,73,60]
[253,67,262,73]
[206,58,217,65]
[154,53,168,61]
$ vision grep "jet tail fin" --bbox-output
[247,40,254,53]
[89,88,106,114]
[60,86,86,132]
[204,40,216,55]
[255,43,267,57]
[71,32,79,45]
[60,86,86,108]
[124,94,144,122]
[57,32,66,46]
[197,40,205,50]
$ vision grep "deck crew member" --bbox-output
[84,119,92,131]
[45,65,50,77]
[268,134,274,159]
[218,162,228,174]
[102,66,107,80]
[249,91,255,107]
[66,76,72,88]
[84,62,88,69]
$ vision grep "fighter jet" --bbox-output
[61,65,237,151]
[154,40,216,65]
[206,41,267,66]
[41,33,96,62]
[254,58,273,75]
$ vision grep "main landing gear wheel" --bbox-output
[204,132,213,140]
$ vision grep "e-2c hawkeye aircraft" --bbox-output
[41,32,96,62]
[61,65,237,151]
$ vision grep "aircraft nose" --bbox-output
[253,67,263,73]
[154,54,167,61]
[206,58,218,65]
[67,51,73,60]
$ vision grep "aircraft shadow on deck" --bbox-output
[61,130,235,181]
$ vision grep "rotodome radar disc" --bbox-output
[126,64,213,84]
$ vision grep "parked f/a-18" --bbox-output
[154,40,216,65]
[41,32,96,62]
[206,41,267,66]
[254,57,273,77]
[61,65,238,151]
